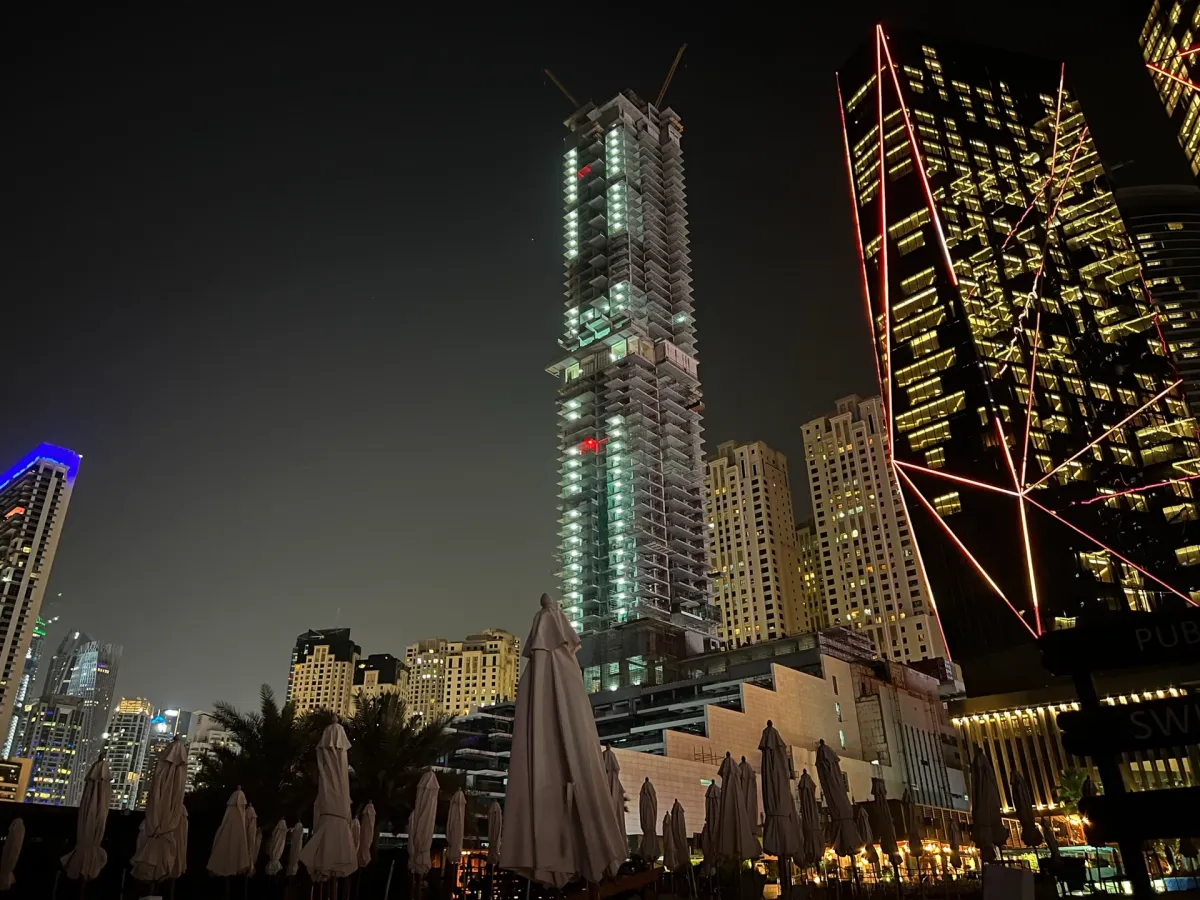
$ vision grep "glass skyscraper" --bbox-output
[550,91,715,691]
[1141,0,1200,179]
[838,29,1200,674]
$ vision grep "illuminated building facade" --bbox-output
[705,441,807,646]
[0,444,80,754]
[1141,0,1200,178]
[802,396,946,663]
[549,92,715,693]
[24,695,86,805]
[838,29,1200,673]
[795,521,826,629]
[186,711,237,792]
[352,653,408,709]
[4,614,52,758]
[405,631,520,719]
[286,628,360,717]
[105,697,153,810]
[136,710,179,809]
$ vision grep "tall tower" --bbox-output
[0,444,80,752]
[1140,0,1200,180]
[105,697,153,809]
[549,92,714,692]
[4,613,53,757]
[838,29,1200,677]
[286,628,360,717]
[704,441,806,646]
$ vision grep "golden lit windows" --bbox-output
[895,348,956,386]
[932,491,961,516]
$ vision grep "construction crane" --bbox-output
[655,44,687,108]
[544,69,579,108]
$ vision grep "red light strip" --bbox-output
[890,458,954,659]
[1077,473,1200,506]
[875,30,895,456]
[837,72,888,432]
[1178,44,1200,59]
[1024,494,1199,608]
[1146,61,1200,93]
[1019,312,1041,488]
[897,467,1037,638]
[1028,379,1182,491]
[893,459,1021,497]
[996,417,1043,634]
[878,25,958,286]
[1048,63,1065,184]
[1137,267,1178,370]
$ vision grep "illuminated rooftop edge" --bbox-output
[0,443,82,494]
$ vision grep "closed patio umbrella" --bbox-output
[855,804,873,852]
[948,820,963,870]
[902,789,922,874]
[717,751,759,863]
[407,769,439,876]
[797,770,823,868]
[1041,817,1060,865]
[62,756,111,882]
[759,721,801,860]
[662,812,676,870]
[244,804,258,875]
[299,722,357,881]
[637,778,659,862]
[132,738,188,884]
[0,819,24,890]
[265,820,287,875]
[207,789,251,877]
[871,777,900,868]
[487,803,502,867]
[739,756,759,834]
[447,788,467,863]
[251,828,263,875]
[670,800,689,870]
[969,749,1005,863]
[701,781,720,874]
[816,740,861,859]
[1010,774,1043,848]
[499,594,626,886]
[603,746,626,841]
[286,822,304,877]
[358,802,376,868]
[168,809,188,880]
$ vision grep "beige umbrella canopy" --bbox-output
[1010,773,1043,848]
[207,789,251,877]
[251,828,263,875]
[299,722,357,881]
[244,805,258,875]
[62,756,111,881]
[499,594,626,886]
[738,756,759,835]
[286,822,305,877]
[700,781,720,874]
[969,750,1005,863]
[602,746,626,841]
[669,800,689,871]
[855,804,873,853]
[358,802,377,868]
[637,778,659,862]
[264,819,288,876]
[487,802,503,868]
[168,810,188,880]
[948,820,964,869]
[796,770,823,868]
[870,777,900,866]
[446,788,467,863]
[132,738,189,883]
[407,768,440,876]
[816,740,861,858]
[0,819,24,890]
[662,812,676,870]
[716,752,759,863]
[350,821,361,869]
[759,721,801,860]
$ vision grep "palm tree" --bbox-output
[342,693,459,825]
[191,684,324,824]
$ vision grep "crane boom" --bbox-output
[655,44,688,108]
[544,69,579,108]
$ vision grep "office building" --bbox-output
[186,711,237,792]
[1117,184,1200,410]
[4,614,54,757]
[549,91,715,693]
[406,630,521,719]
[105,698,153,810]
[1140,1,1200,179]
[352,653,408,708]
[705,441,806,646]
[286,628,360,717]
[24,695,87,805]
[25,631,121,804]
[0,444,80,753]
[838,30,1200,677]
[801,396,946,663]
[795,521,826,629]
[0,759,30,803]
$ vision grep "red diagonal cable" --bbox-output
[893,460,1021,497]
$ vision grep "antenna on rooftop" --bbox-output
[655,44,688,108]
[544,69,579,108]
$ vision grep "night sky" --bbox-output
[2,2,1180,712]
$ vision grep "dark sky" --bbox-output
[2,2,1179,712]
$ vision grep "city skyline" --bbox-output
[3,3,1180,711]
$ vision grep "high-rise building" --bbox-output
[136,711,178,809]
[25,631,121,804]
[24,695,87,805]
[4,613,54,757]
[286,628,360,717]
[105,697,153,810]
[405,631,521,719]
[1140,1,1200,179]
[795,520,826,630]
[352,653,407,709]
[0,444,80,752]
[801,396,947,663]
[838,29,1200,675]
[549,92,715,693]
[1116,184,1200,410]
[704,441,806,646]
[186,711,237,793]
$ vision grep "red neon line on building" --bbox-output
[897,467,1037,638]
[1146,60,1200,93]
[1048,63,1065,184]
[1019,312,1041,489]
[878,26,957,286]
[1028,380,1183,491]
[837,72,887,431]
[1025,495,1199,607]
[875,29,896,458]
[1177,44,1200,59]
[890,458,955,659]
[893,460,1021,497]
[996,417,1043,634]
[1077,473,1200,506]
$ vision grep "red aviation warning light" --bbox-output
[579,437,600,453]
[576,165,591,179]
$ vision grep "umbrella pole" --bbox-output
[383,861,395,900]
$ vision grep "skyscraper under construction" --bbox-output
[549,92,715,692]
[837,29,1200,674]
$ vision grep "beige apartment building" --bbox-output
[286,628,360,717]
[405,630,520,719]
[796,520,826,629]
[705,441,806,647]
[801,396,947,664]
[352,653,408,709]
